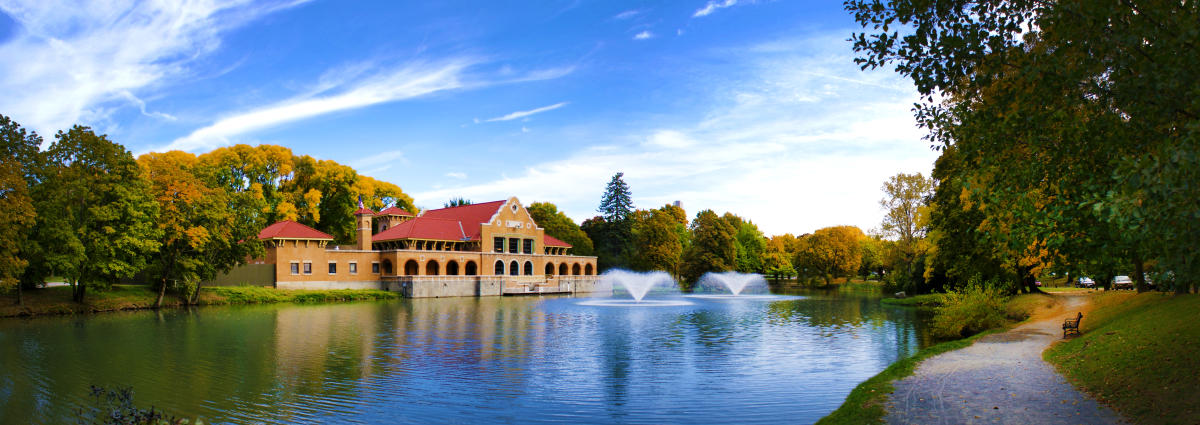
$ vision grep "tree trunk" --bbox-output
[1133,254,1147,293]
[73,279,87,303]
[1064,271,1072,289]
[154,278,166,309]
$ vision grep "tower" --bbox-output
[354,197,374,250]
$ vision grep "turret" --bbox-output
[354,197,374,250]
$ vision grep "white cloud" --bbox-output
[445,172,467,179]
[633,31,654,40]
[614,9,640,20]
[0,0,309,142]
[693,0,738,17]
[414,35,936,236]
[483,102,568,122]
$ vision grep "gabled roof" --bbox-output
[543,234,572,248]
[377,206,413,217]
[418,200,507,240]
[354,207,375,216]
[258,220,334,240]
[373,217,467,242]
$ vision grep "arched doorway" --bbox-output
[524,261,534,276]
[509,260,519,276]
[559,263,567,275]
[545,262,554,275]
[465,261,478,275]
[382,259,393,275]
[404,260,419,276]
[425,260,440,276]
[494,260,505,275]
[585,264,593,275]
[446,260,459,276]
[572,264,581,275]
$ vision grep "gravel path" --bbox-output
[884,295,1126,425]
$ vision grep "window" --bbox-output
[371,262,380,274]
[303,262,312,275]
[508,238,519,254]
[328,261,337,274]
[349,262,358,274]
[509,260,520,276]
[522,239,533,254]
[290,262,300,275]
[494,237,504,253]
[494,260,505,275]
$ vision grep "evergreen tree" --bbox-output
[598,172,633,222]
[590,172,635,270]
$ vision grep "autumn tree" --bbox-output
[763,236,795,280]
[795,226,865,284]
[528,202,594,256]
[37,127,160,303]
[0,115,43,305]
[630,209,683,274]
[680,209,737,287]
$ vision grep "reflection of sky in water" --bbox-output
[0,290,931,424]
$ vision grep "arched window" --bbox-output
[446,260,459,276]
[585,264,594,275]
[494,260,505,275]
[404,260,419,276]
[524,261,534,276]
[509,260,520,276]
[425,260,440,276]
[559,263,568,275]
[545,262,554,275]
[465,261,478,275]
[572,264,581,275]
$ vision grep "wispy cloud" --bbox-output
[483,102,568,122]
[445,172,467,179]
[633,31,654,40]
[0,0,310,141]
[157,60,475,152]
[614,9,640,20]
[693,0,739,17]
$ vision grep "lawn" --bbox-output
[0,285,398,318]
[1044,292,1200,424]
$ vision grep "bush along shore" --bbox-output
[1044,292,1200,424]
[0,285,399,318]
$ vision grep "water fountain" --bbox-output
[577,270,692,307]
[687,271,784,300]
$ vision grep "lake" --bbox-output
[0,289,931,424]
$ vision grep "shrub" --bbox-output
[930,276,1007,339]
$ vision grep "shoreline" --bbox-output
[0,285,399,319]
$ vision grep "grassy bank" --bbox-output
[0,285,399,318]
[879,293,944,307]
[1044,292,1200,424]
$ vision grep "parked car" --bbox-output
[1076,277,1096,288]
[1113,275,1134,290]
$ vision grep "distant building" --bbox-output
[258,197,603,297]
[672,200,682,209]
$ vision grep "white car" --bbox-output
[1077,277,1096,288]
[1113,275,1134,290]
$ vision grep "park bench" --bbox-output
[1063,312,1083,338]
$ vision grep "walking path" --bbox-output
[884,294,1126,424]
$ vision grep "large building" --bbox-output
[257,197,604,297]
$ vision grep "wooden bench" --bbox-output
[1063,312,1083,338]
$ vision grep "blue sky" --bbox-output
[0,0,936,236]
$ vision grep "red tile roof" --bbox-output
[418,200,506,240]
[377,206,413,216]
[258,220,334,240]
[354,207,375,215]
[543,234,572,248]
[373,217,467,242]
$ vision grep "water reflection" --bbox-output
[0,289,931,424]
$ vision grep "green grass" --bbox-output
[1044,292,1200,424]
[816,328,1005,425]
[880,293,944,308]
[0,285,398,318]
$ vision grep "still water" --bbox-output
[0,290,931,424]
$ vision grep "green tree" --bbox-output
[444,197,472,208]
[796,226,865,284]
[528,202,595,256]
[37,127,161,303]
[763,237,795,280]
[0,115,43,305]
[589,172,636,270]
[878,172,933,291]
[680,209,737,287]
[722,214,766,274]
[630,209,683,274]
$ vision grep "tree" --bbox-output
[528,202,595,256]
[444,197,472,208]
[878,172,933,291]
[723,214,767,274]
[598,172,634,223]
[630,209,683,274]
[0,115,43,305]
[37,127,160,303]
[680,209,737,287]
[763,237,795,280]
[796,226,865,284]
[590,172,636,270]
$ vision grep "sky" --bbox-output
[0,0,937,236]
